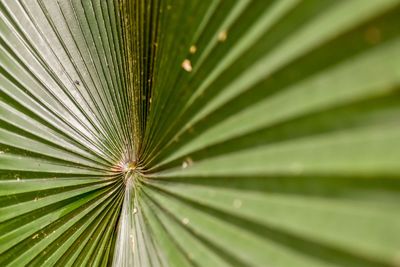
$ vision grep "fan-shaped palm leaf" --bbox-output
[1,0,400,266]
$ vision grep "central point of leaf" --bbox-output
[120,160,137,186]
[122,160,137,173]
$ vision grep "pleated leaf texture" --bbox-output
[1,0,400,266]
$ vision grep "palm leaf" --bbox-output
[1,0,400,266]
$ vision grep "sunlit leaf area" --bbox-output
[1,0,400,266]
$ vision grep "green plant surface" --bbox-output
[1,0,400,266]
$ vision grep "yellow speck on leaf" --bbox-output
[218,30,228,42]
[181,59,192,72]
[189,45,197,54]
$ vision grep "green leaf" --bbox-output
[1,0,400,266]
